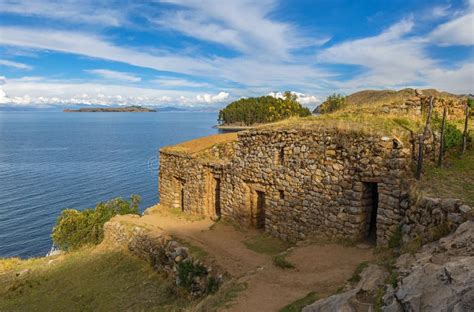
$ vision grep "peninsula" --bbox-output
[63,105,156,112]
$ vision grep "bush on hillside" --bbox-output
[218,91,311,125]
[432,116,464,150]
[467,98,473,109]
[52,195,141,251]
[317,93,347,113]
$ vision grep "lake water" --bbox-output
[0,111,219,258]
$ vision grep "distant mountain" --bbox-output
[64,105,156,113]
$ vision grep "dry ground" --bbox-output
[115,206,374,312]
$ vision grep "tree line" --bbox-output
[218,91,311,125]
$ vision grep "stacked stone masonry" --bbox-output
[103,219,223,297]
[159,128,413,247]
[401,196,472,243]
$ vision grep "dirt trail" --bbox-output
[117,206,374,312]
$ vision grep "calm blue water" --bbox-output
[0,111,219,258]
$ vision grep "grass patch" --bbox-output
[388,226,402,249]
[167,207,205,221]
[279,291,318,312]
[273,253,295,269]
[420,149,474,206]
[243,234,292,256]
[0,248,195,312]
[348,261,370,284]
[196,281,247,311]
[173,237,209,260]
[401,236,422,255]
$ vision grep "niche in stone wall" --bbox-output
[173,177,186,212]
[212,176,221,217]
[274,147,285,165]
[245,183,266,229]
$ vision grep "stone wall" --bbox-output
[159,127,413,247]
[401,196,472,244]
[387,89,467,118]
[103,218,223,297]
[159,151,224,218]
[219,129,411,246]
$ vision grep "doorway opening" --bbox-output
[174,177,185,212]
[180,186,185,212]
[255,191,266,229]
[214,177,221,217]
[362,182,378,243]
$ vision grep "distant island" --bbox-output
[64,105,156,112]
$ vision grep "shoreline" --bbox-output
[213,124,254,131]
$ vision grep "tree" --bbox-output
[218,92,311,125]
[318,93,346,113]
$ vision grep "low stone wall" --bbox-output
[401,196,472,244]
[104,218,223,297]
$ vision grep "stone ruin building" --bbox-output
[158,91,470,247]
[159,127,412,247]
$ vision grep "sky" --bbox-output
[0,0,473,110]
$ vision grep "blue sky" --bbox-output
[0,0,473,109]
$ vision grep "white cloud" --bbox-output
[0,26,215,76]
[0,26,330,91]
[429,12,474,46]
[153,0,328,58]
[426,63,474,94]
[269,91,320,104]
[0,77,231,107]
[151,77,209,88]
[0,88,10,104]
[317,19,438,89]
[86,69,141,82]
[195,92,229,103]
[0,0,124,26]
[0,59,32,70]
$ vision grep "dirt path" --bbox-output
[117,206,374,312]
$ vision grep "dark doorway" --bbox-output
[214,177,221,217]
[180,184,185,212]
[362,182,378,243]
[256,191,266,229]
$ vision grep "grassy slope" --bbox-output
[420,149,474,206]
[0,248,194,312]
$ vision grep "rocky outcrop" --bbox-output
[103,218,223,297]
[386,220,474,311]
[302,264,388,311]
[303,220,474,311]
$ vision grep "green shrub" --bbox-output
[273,254,295,269]
[218,91,311,125]
[176,260,207,291]
[52,195,141,251]
[443,123,463,149]
[206,276,220,294]
[319,93,346,113]
[467,98,474,109]
[432,116,464,150]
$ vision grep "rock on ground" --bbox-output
[302,221,474,312]
[388,221,474,312]
[302,264,388,312]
